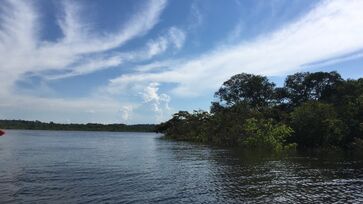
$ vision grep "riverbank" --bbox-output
[156,71,363,152]
[0,119,156,132]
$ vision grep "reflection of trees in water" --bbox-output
[156,139,363,203]
[204,149,363,203]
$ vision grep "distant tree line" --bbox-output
[156,71,363,152]
[0,120,156,132]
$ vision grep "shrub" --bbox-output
[239,118,294,151]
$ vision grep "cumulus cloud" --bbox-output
[120,105,136,122]
[2,0,363,124]
[108,0,363,97]
[140,82,171,122]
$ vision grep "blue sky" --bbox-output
[1,0,363,124]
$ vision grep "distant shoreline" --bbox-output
[0,120,156,133]
[2,129,160,134]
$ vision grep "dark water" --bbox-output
[0,130,362,203]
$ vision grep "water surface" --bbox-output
[0,130,362,203]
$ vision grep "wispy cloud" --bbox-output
[0,0,170,123]
[144,27,186,59]
[188,0,203,30]
[0,0,39,93]
[0,0,167,88]
[134,60,179,72]
[1,0,363,123]
[302,51,363,69]
[45,54,125,80]
[108,0,363,97]
[53,0,167,54]
[45,26,185,80]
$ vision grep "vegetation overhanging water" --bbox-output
[156,71,363,154]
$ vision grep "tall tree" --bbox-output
[284,71,343,106]
[214,73,275,108]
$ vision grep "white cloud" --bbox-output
[134,60,177,72]
[0,0,167,88]
[45,54,126,80]
[45,26,186,80]
[144,27,186,58]
[0,0,39,93]
[120,105,136,122]
[168,27,186,49]
[302,52,363,69]
[108,0,363,97]
[2,0,363,124]
[57,0,86,43]
[146,38,169,58]
[140,82,171,122]
[52,0,167,55]
[0,0,169,123]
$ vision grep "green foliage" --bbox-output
[290,102,348,148]
[159,71,363,152]
[240,118,294,151]
[207,102,255,146]
[284,71,343,106]
[158,110,212,142]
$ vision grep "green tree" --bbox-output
[290,102,347,148]
[158,71,363,151]
[284,71,343,107]
[214,73,275,108]
[327,79,363,144]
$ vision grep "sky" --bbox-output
[1,0,363,124]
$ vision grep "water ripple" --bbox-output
[0,130,363,203]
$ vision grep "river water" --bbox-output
[0,130,362,203]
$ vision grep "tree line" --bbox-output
[0,120,156,132]
[156,71,363,152]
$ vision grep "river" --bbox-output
[0,130,362,203]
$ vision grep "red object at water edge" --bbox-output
[0,130,5,136]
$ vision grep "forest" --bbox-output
[0,120,156,132]
[156,71,363,152]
